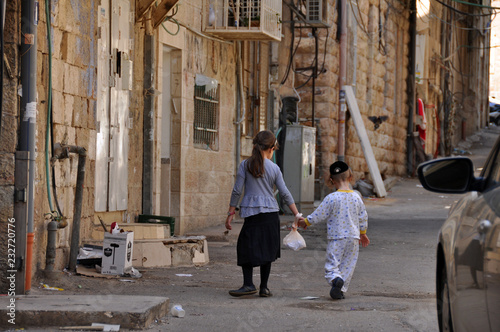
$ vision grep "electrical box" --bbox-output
[282,125,316,214]
[305,0,330,28]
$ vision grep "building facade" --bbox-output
[0,0,490,293]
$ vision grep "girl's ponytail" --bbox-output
[247,130,277,178]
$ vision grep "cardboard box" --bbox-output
[102,232,134,275]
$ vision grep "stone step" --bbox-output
[91,223,171,241]
[0,295,169,329]
[82,236,209,270]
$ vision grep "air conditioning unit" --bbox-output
[305,0,329,28]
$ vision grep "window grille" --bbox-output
[204,0,282,41]
[194,83,220,150]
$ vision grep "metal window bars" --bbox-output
[194,84,220,150]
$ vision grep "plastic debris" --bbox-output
[175,274,193,277]
[171,304,185,318]
[41,283,64,291]
[91,323,120,331]
[300,296,319,300]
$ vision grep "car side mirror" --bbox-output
[417,157,475,193]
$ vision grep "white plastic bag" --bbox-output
[283,227,306,251]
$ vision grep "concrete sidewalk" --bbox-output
[0,295,169,329]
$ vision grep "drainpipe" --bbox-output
[143,11,155,215]
[406,0,417,175]
[337,0,347,162]
[0,0,5,135]
[45,214,68,273]
[52,143,87,272]
[19,0,37,293]
[312,28,318,128]
[235,41,245,169]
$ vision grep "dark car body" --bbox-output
[417,135,500,332]
[490,102,500,125]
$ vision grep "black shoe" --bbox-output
[259,288,272,297]
[330,277,344,300]
[229,285,257,297]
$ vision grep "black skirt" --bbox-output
[237,212,281,267]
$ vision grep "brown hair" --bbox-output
[330,169,353,183]
[247,130,278,178]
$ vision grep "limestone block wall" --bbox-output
[156,0,238,234]
[294,0,410,197]
[33,1,98,271]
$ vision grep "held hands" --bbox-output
[295,213,307,229]
[360,234,370,247]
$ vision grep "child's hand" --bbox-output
[360,234,370,247]
[296,218,307,229]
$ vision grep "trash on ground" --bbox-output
[354,179,374,197]
[77,244,103,268]
[300,296,319,300]
[175,274,193,277]
[122,267,142,278]
[91,323,120,331]
[119,279,135,282]
[41,283,64,291]
[59,326,104,331]
[171,304,185,318]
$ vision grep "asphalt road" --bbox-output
[23,126,498,332]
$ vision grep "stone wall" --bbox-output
[294,0,410,197]
[155,0,238,234]
[34,0,98,272]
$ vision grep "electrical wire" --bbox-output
[434,0,496,17]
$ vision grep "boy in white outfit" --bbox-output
[298,161,370,299]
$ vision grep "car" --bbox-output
[489,101,500,113]
[490,110,500,126]
[417,134,500,332]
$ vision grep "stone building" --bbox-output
[0,0,491,293]
[489,0,500,102]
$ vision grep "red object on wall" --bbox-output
[417,98,427,149]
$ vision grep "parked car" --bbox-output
[417,135,500,332]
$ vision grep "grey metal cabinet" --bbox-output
[282,125,316,214]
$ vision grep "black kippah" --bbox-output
[330,161,349,175]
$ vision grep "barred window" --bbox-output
[194,75,219,151]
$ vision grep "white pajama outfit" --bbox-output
[305,190,368,292]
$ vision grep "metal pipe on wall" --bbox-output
[338,0,347,161]
[51,143,87,272]
[19,0,37,292]
[0,0,5,135]
[406,0,417,174]
[143,12,155,215]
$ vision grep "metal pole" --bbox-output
[68,148,87,271]
[13,151,29,294]
[312,28,317,128]
[338,0,347,161]
[20,0,37,292]
[142,14,155,215]
[406,0,417,174]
